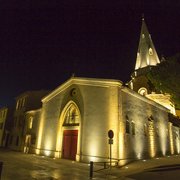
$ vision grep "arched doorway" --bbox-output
[56,101,81,161]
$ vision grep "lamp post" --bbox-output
[108,130,114,169]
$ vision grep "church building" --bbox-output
[24,18,180,165]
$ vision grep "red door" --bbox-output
[62,130,78,160]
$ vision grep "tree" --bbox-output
[147,53,180,109]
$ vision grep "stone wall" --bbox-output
[120,87,170,161]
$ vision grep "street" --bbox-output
[0,149,180,179]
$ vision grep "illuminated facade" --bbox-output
[29,77,180,165]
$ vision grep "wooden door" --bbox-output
[62,130,78,160]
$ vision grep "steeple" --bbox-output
[135,17,160,70]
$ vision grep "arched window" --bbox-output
[149,48,153,55]
[131,121,135,135]
[63,103,80,126]
[138,87,148,96]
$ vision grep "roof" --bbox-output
[42,76,122,103]
[135,17,160,70]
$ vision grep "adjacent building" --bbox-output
[9,90,49,151]
[0,107,14,147]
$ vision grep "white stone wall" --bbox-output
[80,85,119,162]
[36,78,121,162]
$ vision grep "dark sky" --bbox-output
[0,1,180,107]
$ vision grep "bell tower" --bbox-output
[135,17,160,70]
[128,17,176,115]
[129,17,160,95]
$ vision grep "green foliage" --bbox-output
[147,53,180,109]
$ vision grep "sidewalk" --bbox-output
[102,155,180,179]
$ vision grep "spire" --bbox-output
[135,17,160,70]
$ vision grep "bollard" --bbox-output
[0,162,3,180]
[89,161,93,178]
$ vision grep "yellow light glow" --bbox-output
[159,122,167,156]
[176,137,180,154]
[36,111,45,153]
[134,135,144,159]
[130,112,144,159]
[147,57,150,65]
[44,137,52,156]
[149,136,155,157]
[44,150,51,156]
[36,149,40,155]
[146,94,176,115]
[168,123,174,155]
[89,156,97,162]
[119,124,125,159]
[88,141,98,158]
[148,122,156,158]
[107,88,119,159]
[55,151,60,158]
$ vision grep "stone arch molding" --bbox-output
[55,100,81,161]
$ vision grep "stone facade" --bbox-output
[35,78,122,162]
[120,87,170,164]
[0,107,13,147]
[23,109,41,154]
[9,90,49,151]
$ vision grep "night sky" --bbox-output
[0,1,180,107]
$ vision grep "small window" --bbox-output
[132,122,135,135]
[126,121,130,134]
[149,48,153,55]
[125,115,130,134]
